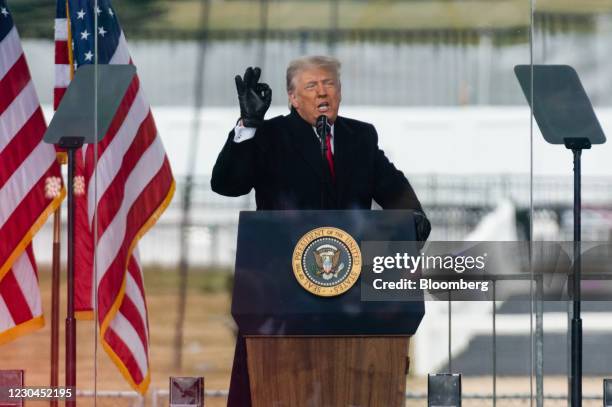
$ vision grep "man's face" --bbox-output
[288,67,341,126]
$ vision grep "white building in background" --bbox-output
[33,106,612,266]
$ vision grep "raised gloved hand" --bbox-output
[235,67,272,128]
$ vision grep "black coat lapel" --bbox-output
[332,116,356,205]
[286,109,324,179]
[285,109,338,207]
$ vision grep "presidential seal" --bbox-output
[292,227,362,297]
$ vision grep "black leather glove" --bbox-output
[235,67,272,128]
[414,211,431,244]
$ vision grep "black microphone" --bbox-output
[315,115,329,209]
[316,115,328,150]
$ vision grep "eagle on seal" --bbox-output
[314,244,341,280]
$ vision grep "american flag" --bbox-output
[0,0,64,344]
[54,0,71,110]
[54,0,175,393]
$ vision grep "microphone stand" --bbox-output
[316,115,328,209]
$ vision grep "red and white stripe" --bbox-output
[0,247,43,344]
[53,15,70,109]
[0,22,64,344]
[60,25,174,392]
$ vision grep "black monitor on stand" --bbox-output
[515,64,606,407]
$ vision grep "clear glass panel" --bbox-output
[533,2,612,405]
[100,0,534,405]
[1,1,541,406]
[374,0,534,404]
[91,0,172,404]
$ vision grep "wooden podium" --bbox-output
[232,210,424,407]
[246,336,410,406]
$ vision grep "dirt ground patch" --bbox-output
[0,268,235,406]
[0,268,606,406]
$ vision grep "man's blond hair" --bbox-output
[286,55,341,93]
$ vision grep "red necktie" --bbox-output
[325,132,335,181]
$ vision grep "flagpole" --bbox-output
[50,207,61,407]
[174,0,211,369]
[49,153,65,407]
[63,142,82,407]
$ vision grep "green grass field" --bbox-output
[163,0,532,31]
[9,0,612,38]
[156,0,612,32]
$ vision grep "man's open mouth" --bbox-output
[317,102,329,112]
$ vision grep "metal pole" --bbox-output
[299,30,308,56]
[570,148,582,407]
[50,207,61,407]
[536,274,544,407]
[210,225,219,267]
[65,147,77,407]
[328,0,339,55]
[258,0,269,69]
[492,282,496,407]
[174,0,211,370]
[528,6,534,404]
[151,389,158,407]
[448,293,452,373]
[567,299,572,407]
